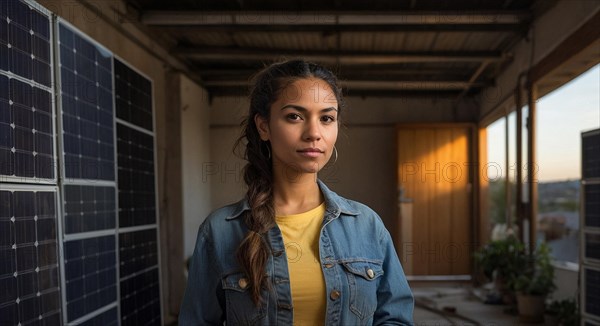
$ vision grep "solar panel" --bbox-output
[64,235,117,323]
[586,267,600,318]
[63,185,116,234]
[58,21,114,181]
[120,268,161,326]
[585,184,600,228]
[586,233,600,262]
[114,59,153,131]
[0,189,61,326]
[117,123,156,227]
[57,20,121,326]
[1,0,52,87]
[3,3,164,326]
[1,0,54,181]
[582,130,600,179]
[119,229,158,278]
[114,57,161,325]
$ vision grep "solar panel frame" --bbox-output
[113,54,163,326]
[583,265,600,322]
[54,18,121,326]
[0,0,56,184]
[0,183,63,326]
[116,123,157,228]
[581,129,600,324]
[55,18,115,183]
[113,59,153,132]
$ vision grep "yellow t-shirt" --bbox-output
[275,202,327,326]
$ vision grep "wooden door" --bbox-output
[397,125,473,277]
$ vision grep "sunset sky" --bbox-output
[487,64,600,182]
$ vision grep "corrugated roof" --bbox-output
[125,0,546,97]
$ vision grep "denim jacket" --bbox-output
[179,180,414,325]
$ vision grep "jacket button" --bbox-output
[273,250,283,257]
[238,278,248,289]
[367,268,375,279]
[329,290,341,300]
[324,263,334,268]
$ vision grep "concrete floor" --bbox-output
[411,282,545,326]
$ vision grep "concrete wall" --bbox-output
[180,76,211,259]
[479,1,600,124]
[208,95,466,237]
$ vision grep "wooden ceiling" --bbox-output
[123,0,557,99]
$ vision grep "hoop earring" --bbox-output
[262,142,271,159]
[332,146,338,164]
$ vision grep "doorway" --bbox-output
[397,125,474,278]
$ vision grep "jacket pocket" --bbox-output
[221,272,267,325]
[341,260,384,320]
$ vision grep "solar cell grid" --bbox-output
[58,21,114,181]
[117,121,156,228]
[1,64,54,179]
[119,229,158,277]
[64,235,117,322]
[0,0,52,87]
[120,268,161,326]
[114,60,153,131]
[0,189,61,326]
[63,185,116,234]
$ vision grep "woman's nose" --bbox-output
[303,119,322,141]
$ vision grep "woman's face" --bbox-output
[256,77,339,175]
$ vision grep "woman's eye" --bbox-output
[321,115,336,123]
[287,113,302,121]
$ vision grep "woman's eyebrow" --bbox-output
[280,104,338,112]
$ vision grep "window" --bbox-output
[536,65,600,264]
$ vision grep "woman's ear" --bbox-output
[254,114,270,141]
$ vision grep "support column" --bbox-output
[526,81,538,254]
[515,83,523,242]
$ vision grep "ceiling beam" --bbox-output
[142,10,529,31]
[157,24,520,32]
[143,10,529,25]
[203,79,485,90]
[196,69,473,81]
[207,86,462,98]
[176,47,509,64]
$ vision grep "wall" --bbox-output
[551,262,578,302]
[180,76,211,259]
[208,95,467,239]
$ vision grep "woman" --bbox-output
[179,59,414,325]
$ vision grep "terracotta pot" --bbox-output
[516,292,546,323]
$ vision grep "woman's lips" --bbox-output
[297,148,324,158]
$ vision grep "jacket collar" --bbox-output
[226,179,359,220]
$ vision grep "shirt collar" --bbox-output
[226,179,359,220]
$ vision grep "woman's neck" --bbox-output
[272,165,324,216]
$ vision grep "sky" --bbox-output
[487,64,600,182]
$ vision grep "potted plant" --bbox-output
[512,241,556,323]
[546,299,579,326]
[474,235,526,304]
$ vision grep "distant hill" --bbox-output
[538,179,580,213]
